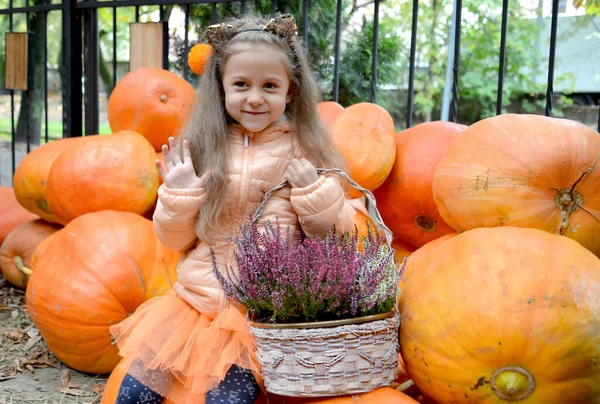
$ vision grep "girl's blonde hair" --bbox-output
[178,15,346,241]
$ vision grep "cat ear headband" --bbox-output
[187,14,298,75]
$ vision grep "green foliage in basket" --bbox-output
[212,219,403,324]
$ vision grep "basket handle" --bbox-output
[252,168,393,245]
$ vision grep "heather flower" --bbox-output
[212,218,402,324]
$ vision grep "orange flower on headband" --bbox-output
[188,43,213,75]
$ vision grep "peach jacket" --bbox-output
[152,120,359,319]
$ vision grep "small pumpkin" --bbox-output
[45,131,159,224]
[317,101,344,134]
[0,186,38,245]
[26,211,180,374]
[331,103,396,198]
[107,67,196,151]
[400,226,600,403]
[433,114,600,256]
[12,137,85,223]
[0,219,61,288]
[374,121,466,248]
[297,387,419,403]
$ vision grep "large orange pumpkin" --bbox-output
[107,67,196,151]
[374,122,466,248]
[0,219,61,288]
[433,114,600,256]
[26,211,180,374]
[45,131,159,224]
[317,101,344,134]
[331,103,396,198]
[0,186,38,245]
[12,137,85,223]
[400,226,600,403]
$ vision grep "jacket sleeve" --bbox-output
[290,175,357,237]
[153,184,206,252]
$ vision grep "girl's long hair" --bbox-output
[178,15,346,241]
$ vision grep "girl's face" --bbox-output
[222,44,294,133]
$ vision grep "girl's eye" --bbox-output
[264,83,277,89]
[233,81,247,88]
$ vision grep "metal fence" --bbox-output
[1,0,599,186]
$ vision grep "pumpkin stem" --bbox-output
[554,189,582,235]
[553,155,599,234]
[414,215,437,233]
[159,94,168,103]
[396,379,415,393]
[490,366,535,401]
[14,256,33,282]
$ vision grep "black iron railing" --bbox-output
[1,0,599,185]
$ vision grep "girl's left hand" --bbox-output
[285,158,319,188]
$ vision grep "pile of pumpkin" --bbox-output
[2,65,599,404]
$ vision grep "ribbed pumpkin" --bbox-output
[0,219,61,288]
[331,103,396,198]
[433,114,600,256]
[374,122,466,248]
[400,226,600,403]
[45,131,159,225]
[0,186,38,245]
[317,101,344,134]
[26,211,180,374]
[12,137,85,223]
[107,67,196,151]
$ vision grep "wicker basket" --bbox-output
[250,312,399,397]
[249,168,400,397]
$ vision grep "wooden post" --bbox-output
[5,32,28,91]
[130,22,164,71]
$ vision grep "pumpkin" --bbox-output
[101,357,176,404]
[45,131,159,224]
[0,186,38,245]
[317,101,344,134]
[107,67,196,151]
[400,226,600,403]
[331,103,396,198]
[374,122,466,248]
[432,114,600,256]
[12,137,85,223]
[391,239,416,264]
[25,211,180,374]
[0,219,61,288]
[296,387,419,403]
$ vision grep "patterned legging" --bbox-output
[116,364,260,404]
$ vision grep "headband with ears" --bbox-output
[187,14,298,75]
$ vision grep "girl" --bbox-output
[110,13,358,404]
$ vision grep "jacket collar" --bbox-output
[229,117,293,140]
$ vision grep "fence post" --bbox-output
[84,7,99,135]
[63,0,83,137]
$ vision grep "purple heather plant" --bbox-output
[212,218,404,324]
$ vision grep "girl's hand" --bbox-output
[156,137,209,189]
[285,158,319,188]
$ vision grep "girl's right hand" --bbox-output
[156,137,209,189]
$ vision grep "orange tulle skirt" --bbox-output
[109,291,263,404]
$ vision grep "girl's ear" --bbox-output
[286,82,295,104]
